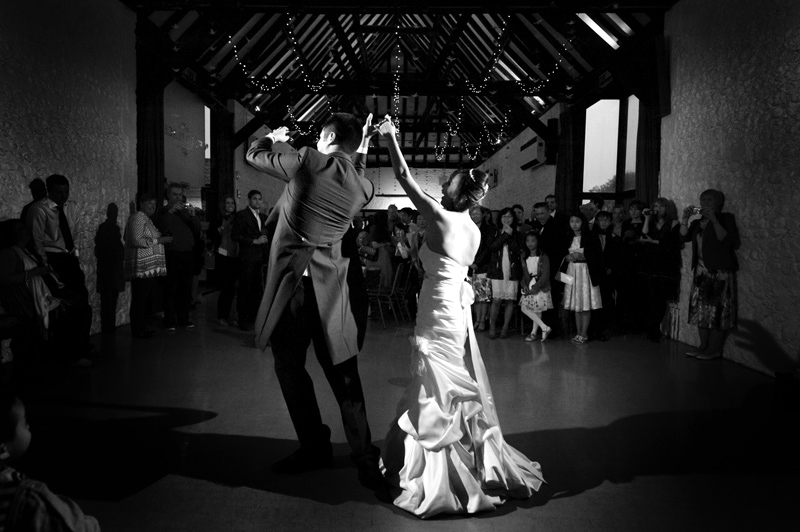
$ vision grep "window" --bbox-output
[581,95,639,208]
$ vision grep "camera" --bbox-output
[642,208,652,216]
[692,207,701,214]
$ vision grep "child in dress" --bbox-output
[562,211,603,344]
[519,232,553,342]
[0,392,100,531]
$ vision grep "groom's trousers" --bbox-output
[270,276,378,461]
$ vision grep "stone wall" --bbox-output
[478,105,560,219]
[662,0,800,374]
[0,0,137,332]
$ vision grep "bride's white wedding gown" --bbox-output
[380,244,544,518]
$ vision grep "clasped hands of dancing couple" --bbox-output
[246,113,543,518]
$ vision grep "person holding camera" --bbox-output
[679,189,740,360]
[154,182,200,331]
[639,198,683,342]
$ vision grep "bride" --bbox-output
[376,117,544,518]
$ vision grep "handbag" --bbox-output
[556,257,574,285]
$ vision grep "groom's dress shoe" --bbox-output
[271,446,333,474]
[356,454,385,489]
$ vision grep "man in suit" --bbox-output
[246,113,381,487]
[231,190,269,331]
[532,201,569,339]
[545,194,569,233]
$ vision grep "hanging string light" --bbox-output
[513,37,577,98]
[434,140,447,162]
[389,19,403,133]
[464,16,508,95]
[496,109,509,144]
[286,104,315,136]
[225,13,331,97]
[284,14,327,92]
[463,144,480,161]
[447,96,465,137]
[228,35,284,93]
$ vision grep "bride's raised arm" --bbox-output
[378,116,441,221]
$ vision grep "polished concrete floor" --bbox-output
[11,294,800,531]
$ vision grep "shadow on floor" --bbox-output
[16,378,799,515]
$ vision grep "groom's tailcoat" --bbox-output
[246,138,373,364]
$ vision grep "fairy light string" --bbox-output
[464,16,508,95]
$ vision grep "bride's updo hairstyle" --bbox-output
[451,168,489,212]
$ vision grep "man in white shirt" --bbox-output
[25,173,94,364]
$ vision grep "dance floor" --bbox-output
[13,294,798,531]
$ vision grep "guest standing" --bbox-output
[680,189,740,360]
[124,193,170,339]
[618,200,648,331]
[153,182,197,331]
[468,205,495,332]
[561,211,603,344]
[639,197,683,342]
[94,202,125,334]
[231,190,269,331]
[519,231,553,341]
[25,174,95,358]
[19,178,47,224]
[531,201,569,338]
[486,207,524,339]
[214,196,240,327]
[591,210,621,341]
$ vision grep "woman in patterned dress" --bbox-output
[679,189,740,360]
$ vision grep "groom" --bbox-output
[246,113,380,487]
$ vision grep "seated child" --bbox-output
[0,392,100,531]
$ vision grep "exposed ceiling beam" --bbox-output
[124,1,677,14]
[427,14,469,82]
[327,14,367,80]
[233,112,269,147]
[510,98,555,143]
[358,25,440,34]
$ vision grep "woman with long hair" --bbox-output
[486,207,524,339]
[561,210,603,343]
[215,195,239,326]
[639,197,682,342]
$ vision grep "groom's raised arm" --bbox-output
[246,133,304,183]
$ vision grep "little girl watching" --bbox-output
[519,231,553,342]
